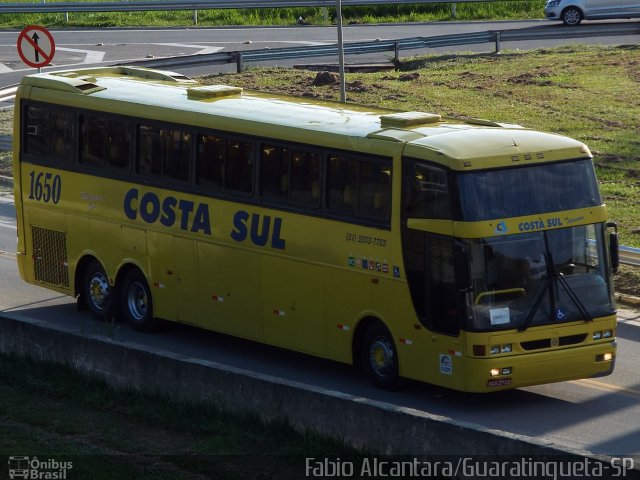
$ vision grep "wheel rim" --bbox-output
[369,337,395,378]
[564,9,581,24]
[88,272,109,311]
[126,281,148,321]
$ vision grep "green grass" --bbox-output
[0,353,364,479]
[0,1,547,28]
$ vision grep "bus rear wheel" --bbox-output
[83,260,113,321]
[120,268,160,332]
[360,323,401,390]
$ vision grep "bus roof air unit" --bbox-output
[380,111,441,128]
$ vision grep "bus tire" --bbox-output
[360,322,402,390]
[83,259,113,321]
[120,268,159,333]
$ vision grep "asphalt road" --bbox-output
[0,194,639,462]
[1,20,640,86]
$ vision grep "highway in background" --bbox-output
[0,194,639,462]
[1,20,640,85]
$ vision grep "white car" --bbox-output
[544,0,640,25]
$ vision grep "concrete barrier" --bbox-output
[0,311,637,477]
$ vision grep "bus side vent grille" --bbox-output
[520,333,587,351]
[32,226,69,288]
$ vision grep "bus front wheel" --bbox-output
[360,323,401,390]
[83,259,113,321]
[120,268,160,333]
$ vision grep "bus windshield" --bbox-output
[465,224,614,332]
[457,159,601,221]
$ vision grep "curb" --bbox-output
[1,311,635,471]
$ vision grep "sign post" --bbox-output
[17,25,56,71]
[336,0,346,103]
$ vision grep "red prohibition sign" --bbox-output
[17,25,56,69]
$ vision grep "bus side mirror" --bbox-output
[607,222,619,274]
[454,240,472,292]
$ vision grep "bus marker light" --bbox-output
[273,309,286,317]
[399,338,413,345]
[473,345,485,356]
[336,324,350,331]
[153,282,165,289]
[211,295,224,302]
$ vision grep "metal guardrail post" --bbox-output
[495,31,501,54]
[394,42,400,63]
[451,3,456,20]
[193,9,198,25]
[235,52,244,73]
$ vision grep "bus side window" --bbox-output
[105,119,131,171]
[137,124,161,176]
[404,161,451,219]
[290,150,320,207]
[226,140,254,194]
[164,130,190,182]
[80,115,105,167]
[328,155,358,214]
[137,125,189,182]
[405,231,460,336]
[359,161,391,220]
[49,110,74,162]
[24,105,48,158]
[196,134,224,190]
[260,144,290,201]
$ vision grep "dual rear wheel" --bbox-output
[82,260,159,332]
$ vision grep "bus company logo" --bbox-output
[8,456,73,479]
[494,221,508,234]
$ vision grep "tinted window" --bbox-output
[138,124,190,182]
[457,159,601,221]
[328,154,391,220]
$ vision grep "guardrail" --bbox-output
[1,0,488,14]
[130,22,640,72]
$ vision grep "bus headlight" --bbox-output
[603,353,613,361]
[490,344,512,354]
[593,331,602,340]
[490,367,512,376]
[603,330,613,339]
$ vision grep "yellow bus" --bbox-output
[13,66,619,392]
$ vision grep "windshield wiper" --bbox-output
[518,278,548,332]
[557,273,593,322]
[543,231,593,323]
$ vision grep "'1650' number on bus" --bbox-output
[29,171,62,204]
